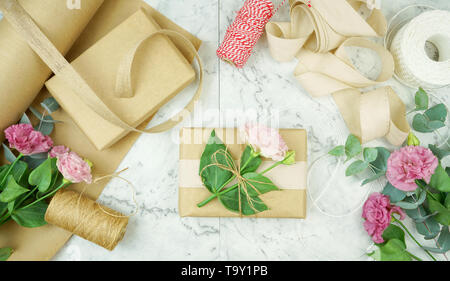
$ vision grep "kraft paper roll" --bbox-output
[45,189,128,251]
[0,0,202,261]
[0,0,104,138]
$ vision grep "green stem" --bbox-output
[197,158,283,208]
[394,218,437,261]
[18,181,70,210]
[415,180,439,201]
[15,185,39,209]
[0,154,24,188]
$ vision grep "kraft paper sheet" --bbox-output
[179,128,307,219]
[266,0,410,145]
[0,0,201,261]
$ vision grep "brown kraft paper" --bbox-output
[0,0,201,261]
[179,128,307,219]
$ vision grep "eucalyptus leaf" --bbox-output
[2,143,16,163]
[34,114,55,136]
[11,201,48,228]
[0,176,29,203]
[361,172,385,186]
[437,226,450,252]
[394,191,426,209]
[240,146,262,175]
[19,113,31,124]
[40,97,60,114]
[424,103,447,122]
[345,160,368,176]
[345,135,362,161]
[429,164,450,193]
[382,182,406,203]
[369,147,391,173]
[363,147,378,163]
[329,145,345,157]
[414,87,429,111]
[429,144,450,160]
[0,248,13,261]
[199,130,234,194]
[415,216,441,239]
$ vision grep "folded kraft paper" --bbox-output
[0,0,201,261]
[46,9,196,150]
[179,128,307,218]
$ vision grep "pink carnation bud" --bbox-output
[386,146,438,192]
[57,152,93,184]
[4,124,53,155]
[49,145,70,158]
[241,123,289,162]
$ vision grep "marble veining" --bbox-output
[53,0,450,261]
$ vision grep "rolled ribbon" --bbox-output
[390,10,450,89]
[0,0,203,136]
[266,0,410,145]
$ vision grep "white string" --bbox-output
[307,154,375,218]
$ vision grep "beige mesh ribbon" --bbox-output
[0,0,203,134]
[266,0,409,145]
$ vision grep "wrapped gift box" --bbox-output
[179,128,308,218]
[45,9,195,150]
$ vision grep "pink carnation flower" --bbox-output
[49,145,70,158]
[4,124,53,155]
[241,123,289,161]
[386,146,438,192]
[57,152,92,184]
[362,193,405,244]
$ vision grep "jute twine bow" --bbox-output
[199,148,273,215]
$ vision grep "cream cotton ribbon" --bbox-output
[266,0,410,145]
[0,0,203,135]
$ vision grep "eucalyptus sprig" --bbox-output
[411,88,448,134]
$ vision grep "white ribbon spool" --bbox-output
[390,10,450,89]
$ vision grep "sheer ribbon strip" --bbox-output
[265,0,409,145]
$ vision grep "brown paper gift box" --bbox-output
[45,9,196,151]
[0,0,201,261]
[179,128,308,218]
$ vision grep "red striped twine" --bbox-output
[217,0,275,68]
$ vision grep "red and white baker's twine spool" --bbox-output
[217,0,277,68]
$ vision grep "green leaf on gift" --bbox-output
[328,145,345,157]
[199,130,234,194]
[0,176,29,203]
[427,196,450,226]
[2,143,16,163]
[424,103,447,122]
[240,146,262,175]
[429,144,450,160]
[369,238,412,261]
[242,173,279,195]
[0,247,13,261]
[345,160,368,176]
[344,134,362,161]
[382,182,406,203]
[414,87,429,111]
[28,158,55,193]
[429,165,450,193]
[11,200,48,228]
[40,97,60,114]
[363,147,378,163]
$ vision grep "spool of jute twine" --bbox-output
[45,189,129,251]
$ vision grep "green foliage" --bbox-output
[429,144,450,160]
[198,129,282,215]
[369,225,412,261]
[412,104,447,133]
[344,135,362,161]
[0,248,13,261]
[0,176,29,203]
[429,165,450,193]
[413,88,429,112]
[11,200,48,228]
[382,183,406,203]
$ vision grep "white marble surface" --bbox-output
[53,0,450,261]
